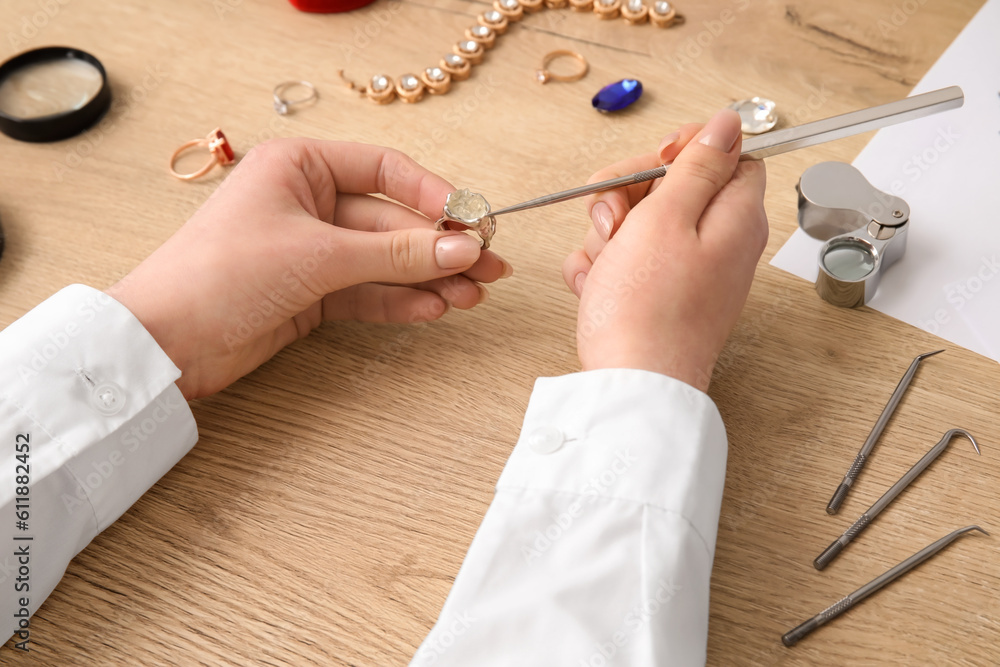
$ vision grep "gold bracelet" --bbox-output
[339,0,683,105]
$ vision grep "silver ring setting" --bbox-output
[272,80,318,115]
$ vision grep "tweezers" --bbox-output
[489,86,964,217]
[783,525,988,647]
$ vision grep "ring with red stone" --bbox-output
[519,0,544,13]
[493,0,524,21]
[421,67,452,94]
[649,0,682,27]
[593,0,621,19]
[440,53,472,81]
[465,24,497,49]
[620,0,648,23]
[454,39,485,65]
[478,10,509,34]
[168,128,235,181]
[395,74,426,103]
[364,74,396,104]
[569,0,593,10]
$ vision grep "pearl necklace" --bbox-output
[339,0,683,104]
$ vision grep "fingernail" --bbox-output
[592,201,613,240]
[435,234,481,269]
[697,109,742,153]
[657,131,680,160]
[477,284,490,304]
[500,259,514,279]
[573,272,586,295]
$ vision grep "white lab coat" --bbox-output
[1,285,727,665]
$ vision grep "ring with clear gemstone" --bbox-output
[436,189,498,249]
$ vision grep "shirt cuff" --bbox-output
[0,284,198,533]
[496,368,727,555]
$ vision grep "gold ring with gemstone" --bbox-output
[168,128,235,181]
[536,50,589,84]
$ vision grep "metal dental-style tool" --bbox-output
[826,350,944,514]
[814,429,981,570]
[489,86,964,218]
[783,525,989,647]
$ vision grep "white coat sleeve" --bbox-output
[411,368,728,667]
[0,285,198,646]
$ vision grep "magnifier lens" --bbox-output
[0,58,103,120]
[821,240,876,281]
[0,48,110,142]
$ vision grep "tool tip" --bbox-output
[916,349,946,360]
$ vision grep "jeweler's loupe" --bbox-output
[0,47,111,142]
[797,161,909,308]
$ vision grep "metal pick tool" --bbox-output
[783,525,989,647]
[814,429,981,570]
[826,350,944,515]
[489,86,964,218]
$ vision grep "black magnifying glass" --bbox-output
[0,47,111,143]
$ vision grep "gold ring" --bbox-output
[535,50,589,84]
[168,128,235,181]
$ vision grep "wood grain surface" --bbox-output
[0,0,996,664]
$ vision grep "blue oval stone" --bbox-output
[592,79,643,112]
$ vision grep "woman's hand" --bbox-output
[109,139,511,400]
[563,109,768,392]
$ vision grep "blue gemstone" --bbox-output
[592,79,643,112]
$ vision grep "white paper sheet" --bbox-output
[770,0,1000,361]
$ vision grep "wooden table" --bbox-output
[1,0,996,663]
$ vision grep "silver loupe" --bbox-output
[796,161,909,308]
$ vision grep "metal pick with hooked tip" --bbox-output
[814,428,981,570]
[784,525,989,647]
[826,350,945,515]
[488,86,964,218]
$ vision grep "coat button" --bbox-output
[527,425,565,454]
[91,382,126,416]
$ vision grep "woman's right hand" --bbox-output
[562,109,769,392]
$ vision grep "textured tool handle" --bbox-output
[815,514,871,570]
[826,453,867,514]
[814,540,845,571]
[782,597,853,647]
